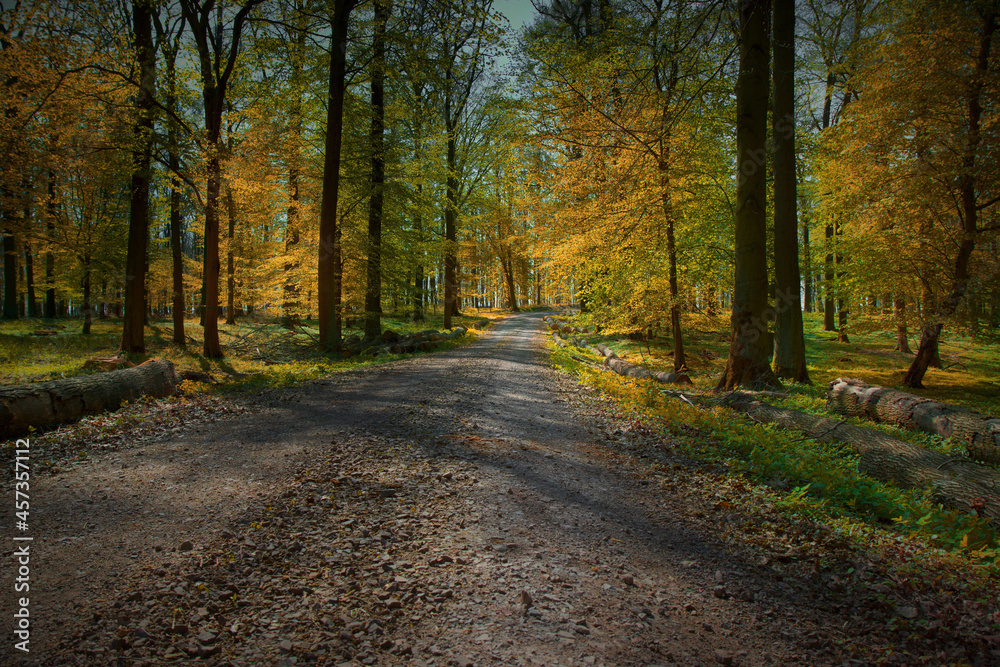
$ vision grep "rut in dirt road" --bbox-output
[5,313,845,667]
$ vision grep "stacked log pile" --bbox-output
[827,377,1000,464]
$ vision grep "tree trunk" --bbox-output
[164,37,185,346]
[663,181,686,372]
[894,296,911,354]
[717,0,780,391]
[169,169,185,345]
[413,250,424,322]
[81,253,92,334]
[771,0,809,384]
[823,236,834,331]
[364,0,390,341]
[821,71,836,332]
[282,155,301,326]
[828,378,1000,464]
[720,392,1000,523]
[903,10,995,388]
[225,186,237,325]
[2,227,16,319]
[503,257,518,311]
[837,295,850,342]
[318,0,355,353]
[121,0,155,353]
[202,147,223,356]
[180,0,263,358]
[802,223,812,313]
[443,130,458,330]
[24,235,37,318]
[44,170,56,319]
[534,263,543,306]
[0,358,179,438]
[281,6,305,328]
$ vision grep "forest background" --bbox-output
[0,0,997,393]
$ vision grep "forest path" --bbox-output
[5,313,844,666]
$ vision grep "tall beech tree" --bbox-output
[364,0,391,340]
[799,0,881,339]
[717,0,780,390]
[153,7,188,346]
[903,5,996,387]
[825,1,998,388]
[280,0,308,328]
[771,0,809,382]
[120,0,156,353]
[318,0,358,352]
[179,0,263,358]
[433,0,494,330]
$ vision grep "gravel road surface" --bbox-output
[2,313,868,666]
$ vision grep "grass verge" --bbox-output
[548,335,1000,567]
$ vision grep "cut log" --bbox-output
[827,378,1000,464]
[568,336,602,358]
[595,343,616,359]
[606,355,655,380]
[442,326,468,340]
[0,358,179,438]
[652,371,693,385]
[472,318,490,329]
[603,355,691,384]
[720,391,1000,522]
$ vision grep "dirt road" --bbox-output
[1,313,876,665]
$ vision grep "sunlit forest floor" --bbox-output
[0,308,506,388]
[549,308,1000,568]
[566,311,1000,416]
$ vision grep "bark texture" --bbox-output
[121,0,156,353]
[721,391,1000,522]
[0,358,178,438]
[317,0,356,352]
[716,0,780,390]
[770,0,809,383]
[364,0,390,341]
[827,377,1000,464]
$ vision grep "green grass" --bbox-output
[0,309,500,389]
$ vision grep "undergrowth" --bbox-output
[549,341,1000,567]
